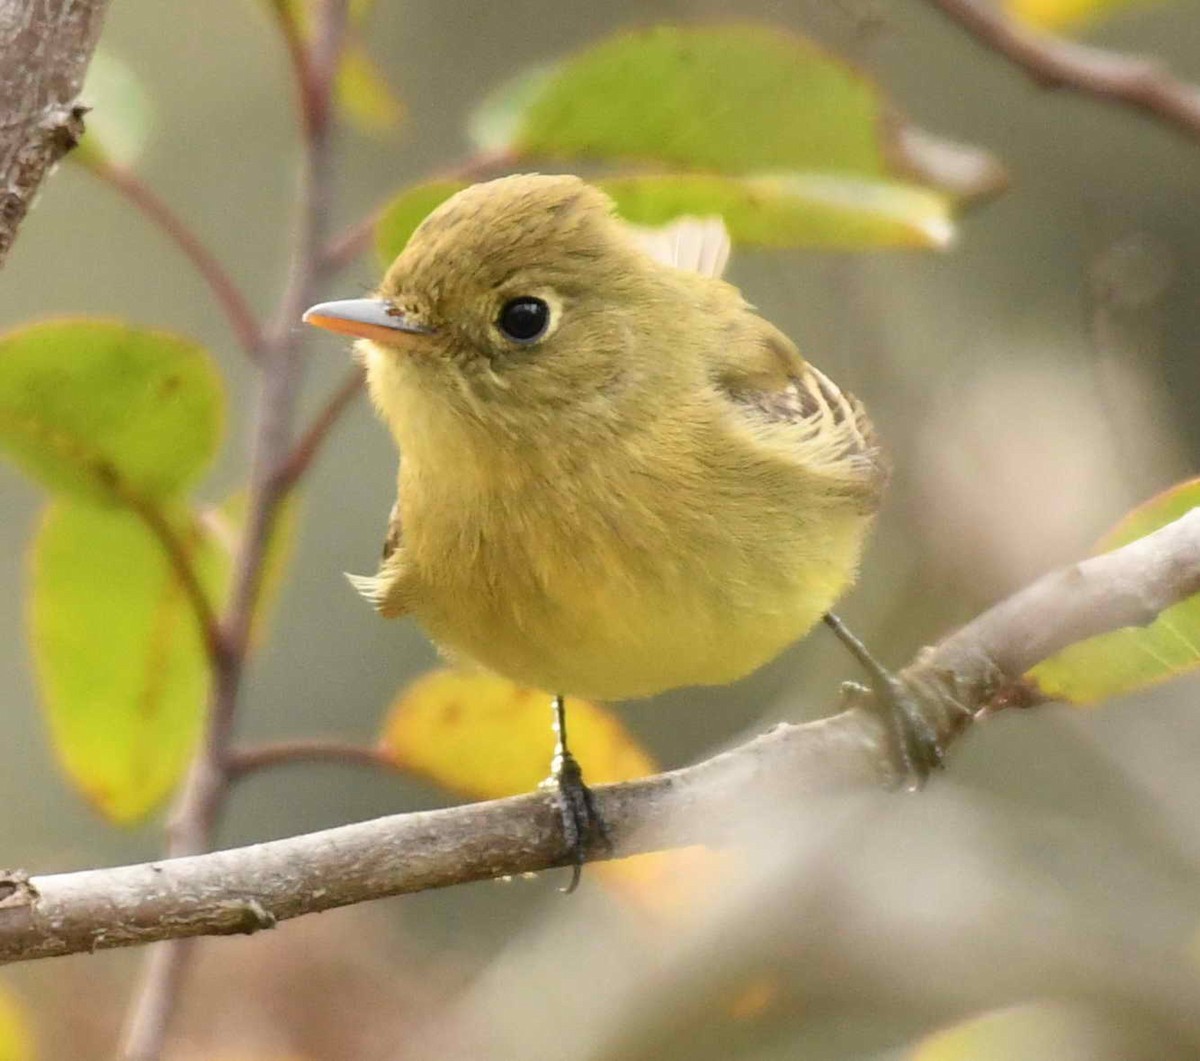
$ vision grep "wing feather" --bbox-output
[625,216,731,279]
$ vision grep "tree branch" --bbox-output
[88,160,265,359]
[0,0,112,266]
[277,365,363,493]
[3,506,1199,966]
[922,0,1200,143]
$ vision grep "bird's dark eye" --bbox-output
[497,297,550,344]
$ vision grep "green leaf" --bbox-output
[473,25,891,176]
[1028,478,1200,703]
[375,180,471,265]
[374,172,953,265]
[336,43,405,135]
[0,984,32,1061]
[0,319,223,506]
[604,173,954,250]
[31,500,226,823]
[74,51,154,170]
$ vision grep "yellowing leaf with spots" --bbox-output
[1028,478,1200,703]
[0,319,223,507]
[379,668,729,915]
[31,500,226,822]
[0,984,33,1061]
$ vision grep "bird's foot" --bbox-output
[540,748,609,893]
[842,676,944,789]
[823,612,944,789]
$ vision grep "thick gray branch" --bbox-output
[0,0,111,266]
[1,506,1198,966]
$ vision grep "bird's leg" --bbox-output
[822,612,944,787]
[541,693,609,892]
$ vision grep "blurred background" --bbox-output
[2,0,1200,1057]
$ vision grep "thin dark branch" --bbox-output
[923,0,1200,143]
[228,739,398,779]
[277,366,364,492]
[0,0,111,266]
[89,161,265,359]
[5,507,1200,966]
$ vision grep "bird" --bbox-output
[303,173,936,890]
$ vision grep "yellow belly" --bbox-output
[410,502,871,701]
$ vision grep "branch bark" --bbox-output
[0,0,112,267]
[3,506,1199,966]
[922,0,1200,143]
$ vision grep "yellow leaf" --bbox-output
[336,44,404,135]
[380,669,655,794]
[379,669,729,915]
[911,1001,1101,1060]
[1005,0,1165,30]
[0,984,33,1061]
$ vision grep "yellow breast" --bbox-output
[399,419,873,701]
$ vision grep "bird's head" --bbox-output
[304,174,693,446]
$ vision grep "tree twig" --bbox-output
[228,738,397,779]
[277,366,364,492]
[922,0,1200,143]
[0,0,111,267]
[88,160,265,359]
[116,3,350,1058]
[5,506,1199,967]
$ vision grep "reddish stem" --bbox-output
[89,160,265,359]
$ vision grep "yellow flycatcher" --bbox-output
[305,174,923,888]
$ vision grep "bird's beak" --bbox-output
[302,298,435,344]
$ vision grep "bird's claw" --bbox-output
[541,749,610,893]
[842,677,945,789]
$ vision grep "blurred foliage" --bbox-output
[1006,0,1167,30]
[1029,477,1200,703]
[473,26,890,171]
[911,1001,1105,1060]
[0,985,32,1061]
[376,172,954,260]
[0,321,222,506]
[0,320,225,821]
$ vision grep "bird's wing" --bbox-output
[625,216,731,279]
[716,313,888,501]
[345,500,410,617]
[380,499,403,561]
